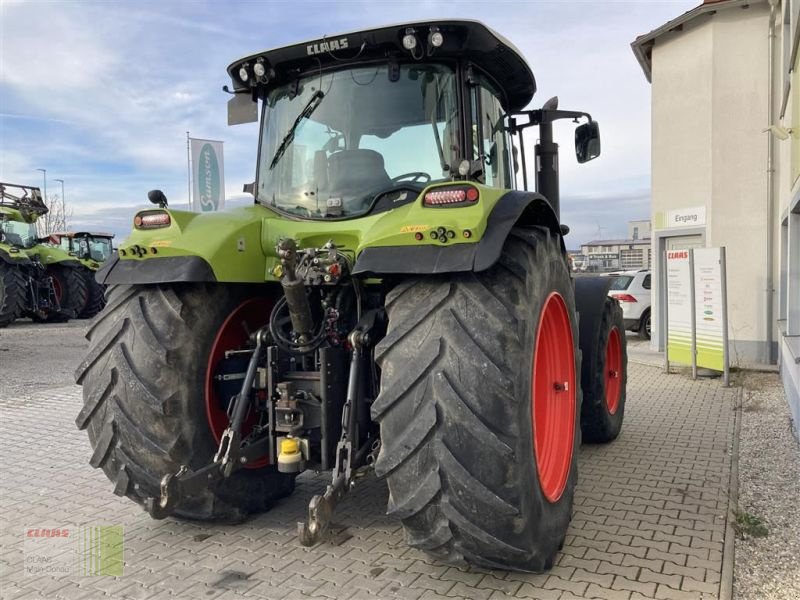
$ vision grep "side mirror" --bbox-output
[243,182,255,196]
[575,121,601,163]
[147,189,168,208]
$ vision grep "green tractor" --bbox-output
[47,231,114,318]
[0,183,88,327]
[76,20,627,571]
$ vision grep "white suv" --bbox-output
[607,270,651,339]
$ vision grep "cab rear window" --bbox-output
[610,276,633,290]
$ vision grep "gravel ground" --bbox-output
[0,319,88,397]
[734,371,800,600]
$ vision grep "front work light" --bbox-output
[253,61,266,78]
[402,29,418,50]
[428,27,444,48]
[239,64,249,82]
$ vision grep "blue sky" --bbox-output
[0,0,697,246]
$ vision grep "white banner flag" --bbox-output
[190,138,225,212]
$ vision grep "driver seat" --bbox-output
[327,149,391,198]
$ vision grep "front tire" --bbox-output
[372,228,581,571]
[639,309,651,340]
[75,284,295,520]
[579,298,627,443]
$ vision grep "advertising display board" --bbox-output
[664,247,729,384]
[666,250,693,366]
[693,248,726,372]
[190,137,225,212]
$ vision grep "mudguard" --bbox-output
[352,190,561,275]
[97,253,216,285]
[574,275,616,386]
[0,247,31,265]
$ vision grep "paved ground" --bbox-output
[0,326,739,600]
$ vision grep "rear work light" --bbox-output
[134,211,171,230]
[611,293,637,303]
[423,185,479,207]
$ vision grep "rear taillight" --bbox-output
[423,185,479,207]
[134,211,171,229]
[611,294,637,303]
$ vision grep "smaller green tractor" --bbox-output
[0,183,89,327]
[47,231,114,318]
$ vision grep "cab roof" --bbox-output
[227,19,536,112]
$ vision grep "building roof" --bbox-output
[582,238,651,247]
[630,0,766,82]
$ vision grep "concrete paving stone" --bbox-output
[440,566,484,587]
[594,560,640,581]
[542,575,587,595]
[571,567,615,587]
[411,573,457,595]
[380,581,428,600]
[475,574,522,595]
[585,583,636,599]
[680,577,717,594]
[654,583,706,600]
[611,575,657,597]
[512,583,563,599]
[645,547,687,566]
[637,567,682,589]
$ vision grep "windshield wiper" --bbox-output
[268,90,325,170]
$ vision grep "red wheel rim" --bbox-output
[532,292,576,503]
[604,327,622,415]
[205,297,273,468]
[52,277,63,304]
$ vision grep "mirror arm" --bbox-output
[510,109,593,132]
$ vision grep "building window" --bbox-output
[633,226,639,240]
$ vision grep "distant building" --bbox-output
[578,220,652,271]
[628,219,651,241]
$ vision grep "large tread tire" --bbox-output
[0,262,26,328]
[75,283,295,521]
[579,298,627,443]
[372,228,581,572]
[48,265,88,320]
[78,271,105,319]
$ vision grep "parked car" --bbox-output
[608,269,651,339]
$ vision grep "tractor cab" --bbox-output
[50,231,115,265]
[227,20,600,221]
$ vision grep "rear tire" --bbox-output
[48,265,88,319]
[372,228,581,571]
[579,298,627,443]
[75,283,295,521]
[78,271,105,319]
[0,262,25,328]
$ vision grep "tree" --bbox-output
[35,193,73,237]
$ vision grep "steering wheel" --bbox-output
[391,172,431,184]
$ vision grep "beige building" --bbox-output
[632,0,799,433]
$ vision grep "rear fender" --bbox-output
[98,206,267,285]
[352,190,562,275]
